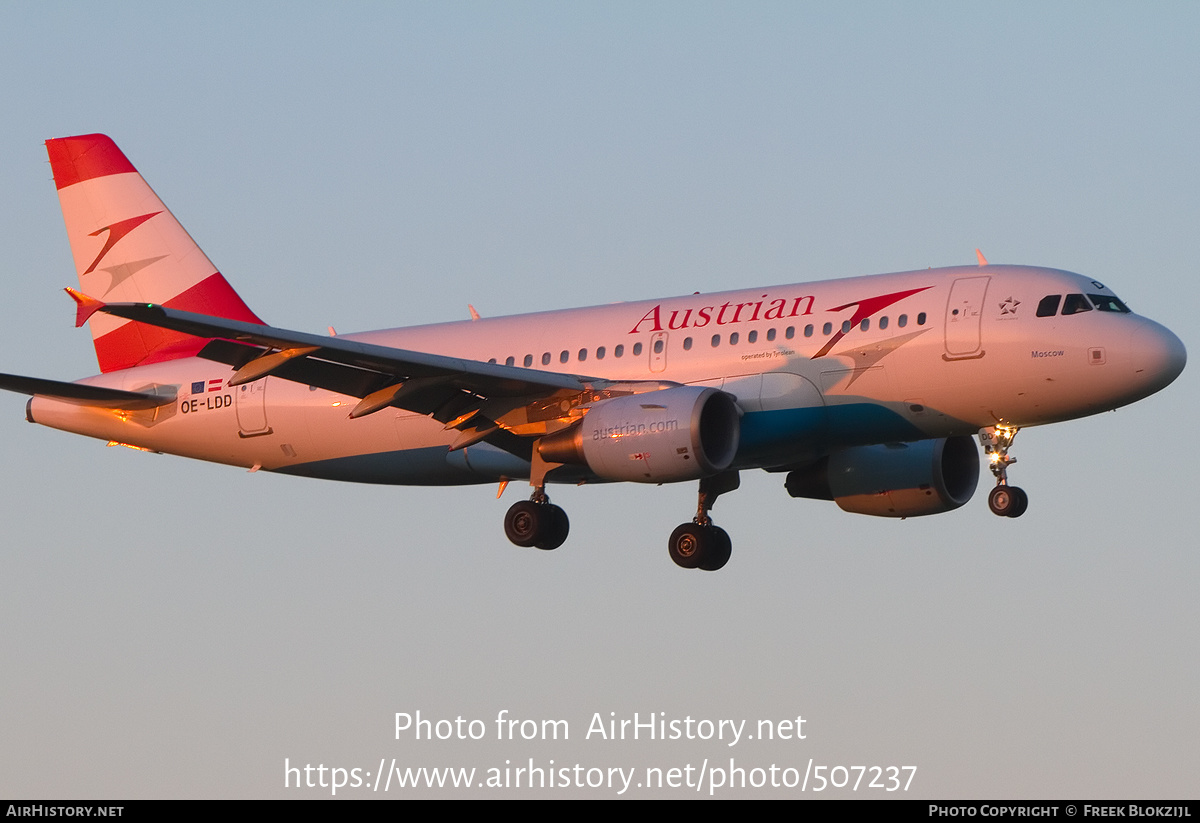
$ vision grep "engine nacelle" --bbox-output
[539,386,740,482]
[784,436,979,517]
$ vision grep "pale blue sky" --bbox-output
[1,2,1196,797]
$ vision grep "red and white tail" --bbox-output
[46,134,263,373]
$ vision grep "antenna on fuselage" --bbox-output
[976,249,989,267]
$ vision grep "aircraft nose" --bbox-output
[1130,319,1186,395]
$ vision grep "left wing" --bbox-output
[94,301,673,454]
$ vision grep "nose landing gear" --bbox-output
[979,425,1028,518]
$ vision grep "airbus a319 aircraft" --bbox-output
[0,134,1186,570]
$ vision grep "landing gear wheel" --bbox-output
[505,500,542,547]
[505,500,570,549]
[668,523,707,569]
[534,504,569,550]
[698,526,732,571]
[1005,486,1028,518]
[988,485,1028,518]
[668,523,732,570]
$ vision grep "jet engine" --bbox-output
[784,436,979,517]
[539,386,740,482]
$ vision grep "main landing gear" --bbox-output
[504,493,569,550]
[668,471,739,571]
[503,447,569,551]
[500,444,741,570]
[979,425,1028,518]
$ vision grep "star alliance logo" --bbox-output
[998,296,1020,316]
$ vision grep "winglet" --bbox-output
[64,287,106,328]
[975,248,989,267]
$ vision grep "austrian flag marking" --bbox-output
[192,379,225,394]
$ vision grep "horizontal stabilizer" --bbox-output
[0,372,175,410]
[65,287,105,327]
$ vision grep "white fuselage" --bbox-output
[28,264,1185,486]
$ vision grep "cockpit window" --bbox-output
[1061,293,1093,315]
[1036,295,1061,317]
[1088,294,1130,313]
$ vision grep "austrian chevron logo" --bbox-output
[811,286,931,358]
[83,211,161,274]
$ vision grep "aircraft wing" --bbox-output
[95,301,662,451]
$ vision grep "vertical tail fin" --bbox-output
[45,134,263,373]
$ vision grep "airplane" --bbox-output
[0,134,1186,571]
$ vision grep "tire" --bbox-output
[534,504,569,550]
[1005,486,1028,518]
[988,486,1015,517]
[504,500,543,547]
[698,526,732,571]
[668,523,707,569]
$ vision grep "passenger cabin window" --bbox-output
[632,342,643,356]
[615,345,624,357]
[683,337,693,350]
[524,354,533,367]
[748,330,757,344]
[596,346,606,359]
[1062,294,1092,315]
[766,328,776,342]
[505,356,515,366]
[1037,295,1061,317]
[542,352,551,366]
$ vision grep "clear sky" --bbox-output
[1,2,1196,798]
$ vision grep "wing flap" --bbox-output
[198,339,395,398]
